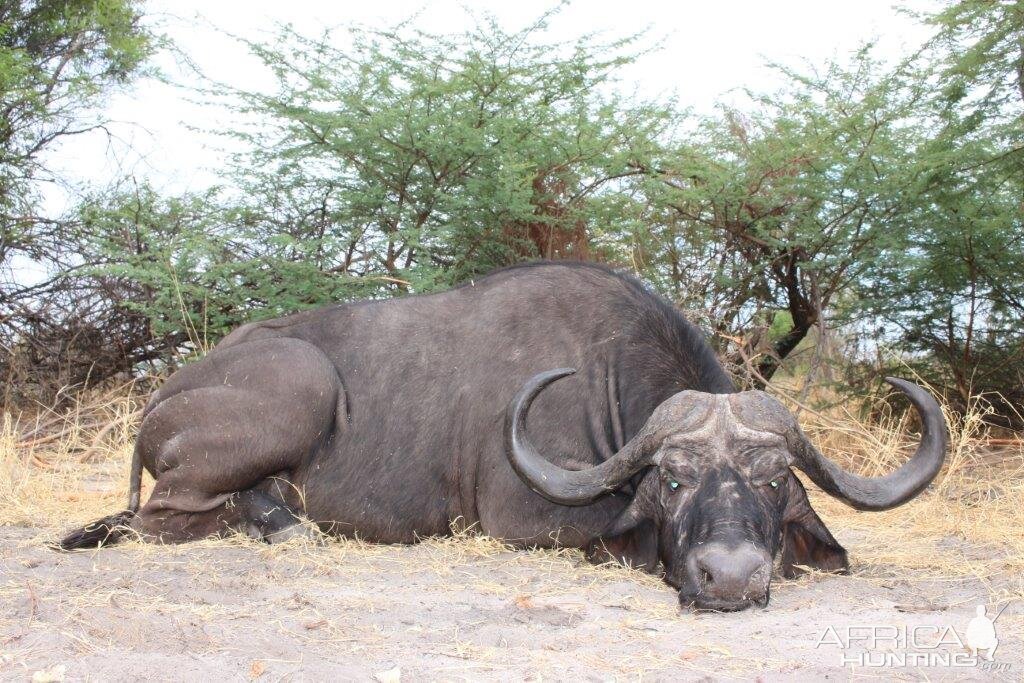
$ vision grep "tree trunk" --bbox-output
[755,319,815,387]
[754,255,818,388]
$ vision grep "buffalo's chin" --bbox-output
[678,592,770,612]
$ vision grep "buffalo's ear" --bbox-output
[602,495,646,537]
[587,518,658,572]
[587,488,658,572]
[781,474,849,578]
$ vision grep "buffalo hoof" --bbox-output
[249,520,324,546]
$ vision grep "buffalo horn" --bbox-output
[504,368,660,506]
[791,377,948,511]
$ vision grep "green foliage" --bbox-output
[86,11,678,346]
[632,48,929,384]
[0,0,153,261]
[857,0,1024,417]
[210,14,671,295]
[74,182,392,352]
[0,1,154,399]
[7,2,1023,425]
[923,0,1023,122]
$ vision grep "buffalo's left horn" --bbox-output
[790,377,948,511]
[504,368,661,505]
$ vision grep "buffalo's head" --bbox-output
[505,369,947,612]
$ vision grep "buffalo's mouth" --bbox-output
[678,589,770,612]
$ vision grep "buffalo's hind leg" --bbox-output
[59,486,315,549]
[124,338,340,545]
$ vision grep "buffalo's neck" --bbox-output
[610,331,735,447]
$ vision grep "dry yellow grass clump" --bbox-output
[1,378,1022,608]
[1,381,145,528]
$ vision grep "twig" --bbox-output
[76,410,142,463]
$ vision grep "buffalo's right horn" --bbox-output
[504,368,661,505]
[790,377,948,511]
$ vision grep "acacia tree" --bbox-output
[41,2,1024,428]
[631,50,928,387]
[925,0,1024,122]
[0,0,152,272]
[858,0,1024,418]
[0,0,153,400]
[75,14,677,361]
[209,15,671,296]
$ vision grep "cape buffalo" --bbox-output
[60,262,947,611]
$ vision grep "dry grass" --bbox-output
[1,380,1021,606]
[1,383,144,529]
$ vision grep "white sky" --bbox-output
[46,0,935,206]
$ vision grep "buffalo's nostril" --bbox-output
[691,542,771,603]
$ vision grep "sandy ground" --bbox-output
[1,523,1020,682]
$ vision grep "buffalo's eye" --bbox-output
[769,479,780,489]
[668,480,680,491]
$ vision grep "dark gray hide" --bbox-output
[59,262,947,611]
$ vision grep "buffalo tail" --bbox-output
[54,442,143,551]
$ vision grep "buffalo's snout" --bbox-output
[678,542,772,611]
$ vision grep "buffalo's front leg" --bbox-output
[233,489,315,543]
